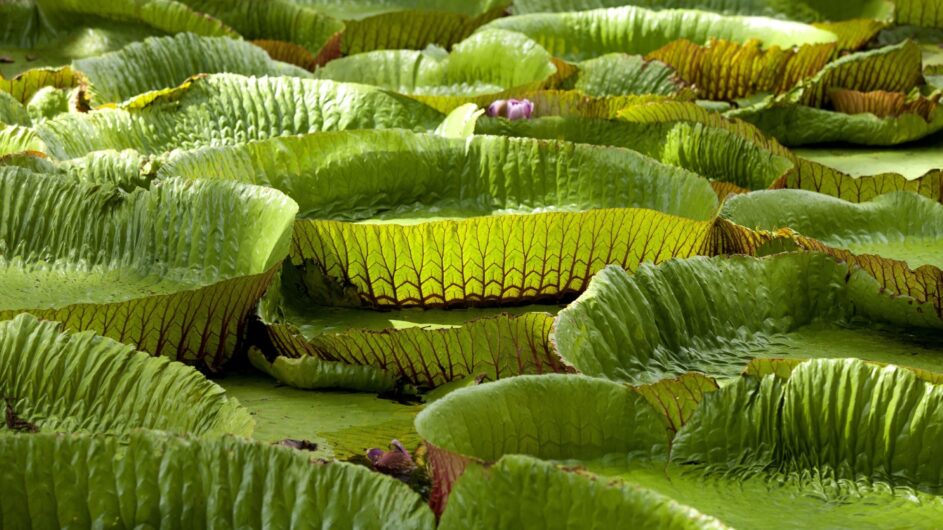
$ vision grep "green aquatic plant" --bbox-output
[1,2,941,528]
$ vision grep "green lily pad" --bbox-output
[35,74,444,159]
[418,360,943,528]
[217,371,423,460]
[554,253,943,385]
[0,165,296,370]
[793,131,943,179]
[482,5,837,62]
[0,313,253,436]
[510,0,893,22]
[162,128,721,388]
[313,30,555,98]
[74,33,310,105]
[0,431,435,529]
[722,190,943,269]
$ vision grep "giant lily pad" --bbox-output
[0,431,435,529]
[0,125,43,157]
[775,40,924,108]
[476,115,795,190]
[554,253,943,385]
[1,148,153,190]
[34,73,444,159]
[314,30,554,95]
[612,100,943,201]
[0,0,343,81]
[160,128,722,389]
[0,65,84,107]
[7,4,943,527]
[0,313,253,436]
[292,0,510,55]
[440,454,727,530]
[722,190,943,269]
[509,0,894,23]
[894,0,943,28]
[419,359,943,527]
[311,30,556,111]
[312,32,693,112]
[171,0,343,57]
[0,0,236,77]
[727,41,943,145]
[478,111,943,202]
[0,91,29,126]
[481,6,838,62]
[730,92,943,145]
[0,166,297,369]
[557,53,691,97]
[793,130,943,180]
[74,33,311,106]
[646,37,838,101]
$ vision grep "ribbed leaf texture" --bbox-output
[0,166,297,369]
[0,431,435,529]
[0,313,253,436]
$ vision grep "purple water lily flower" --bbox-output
[367,439,416,478]
[486,98,534,120]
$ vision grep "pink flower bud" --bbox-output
[486,98,533,120]
[506,99,534,120]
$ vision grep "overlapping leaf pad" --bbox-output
[0,432,435,529]
[479,107,943,201]
[722,189,943,269]
[0,166,296,369]
[418,359,943,527]
[0,313,253,436]
[74,33,311,105]
[483,6,838,61]
[312,29,557,111]
[34,74,444,158]
[162,128,724,388]
[555,253,943,384]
